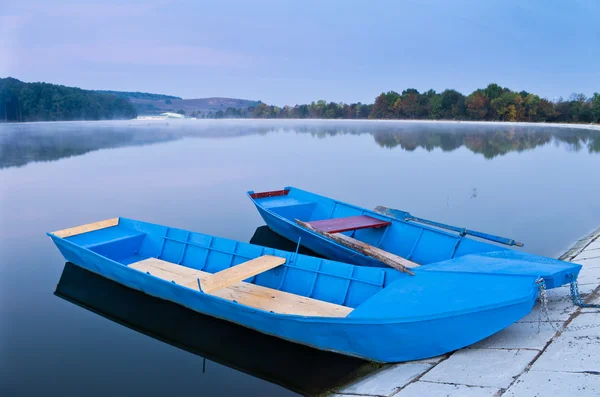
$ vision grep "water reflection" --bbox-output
[250,226,324,258]
[54,228,370,397]
[1,120,598,168]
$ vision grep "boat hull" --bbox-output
[50,235,536,363]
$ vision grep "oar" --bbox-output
[295,219,415,276]
[374,206,524,247]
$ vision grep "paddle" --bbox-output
[295,219,416,276]
[374,206,524,247]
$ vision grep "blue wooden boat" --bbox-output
[48,217,539,363]
[54,262,369,396]
[248,187,581,289]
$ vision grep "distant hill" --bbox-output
[94,90,182,101]
[90,89,260,116]
[131,97,261,115]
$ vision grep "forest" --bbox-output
[0,78,137,122]
[1,78,599,124]
[204,83,600,124]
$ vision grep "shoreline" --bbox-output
[1,118,599,131]
[331,227,600,397]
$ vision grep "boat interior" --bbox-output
[249,187,506,265]
[51,218,406,318]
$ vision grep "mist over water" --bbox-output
[1,119,599,169]
[1,119,599,396]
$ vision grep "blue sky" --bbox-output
[1,0,598,104]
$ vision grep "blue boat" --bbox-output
[54,262,369,396]
[48,217,539,363]
[248,187,581,289]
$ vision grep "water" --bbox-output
[1,120,599,396]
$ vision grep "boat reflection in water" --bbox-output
[249,225,324,258]
[54,227,372,397]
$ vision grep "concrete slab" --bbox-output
[503,370,600,397]
[580,293,600,312]
[518,299,577,323]
[579,263,600,276]
[331,395,370,397]
[563,312,600,337]
[577,265,600,285]
[573,256,600,268]
[545,286,575,302]
[469,322,556,350]
[573,250,600,261]
[580,259,600,269]
[405,355,447,365]
[530,327,600,372]
[337,363,431,396]
[397,381,501,397]
[586,239,600,251]
[421,348,538,388]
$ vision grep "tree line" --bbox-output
[2,78,599,124]
[0,78,137,122]
[207,83,600,124]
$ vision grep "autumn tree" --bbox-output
[396,89,420,119]
[466,90,489,120]
[369,91,400,119]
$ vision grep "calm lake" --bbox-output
[1,120,599,396]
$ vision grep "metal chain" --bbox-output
[568,273,600,309]
[536,278,561,332]
[563,273,600,332]
[535,276,600,333]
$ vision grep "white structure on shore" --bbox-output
[136,112,185,120]
[160,112,185,119]
[136,115,167,120]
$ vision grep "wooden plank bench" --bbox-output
[200,255,286,293]
[306,215,391,234]
[129,258,353,317]
[52,218,119,238]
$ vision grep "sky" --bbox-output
[1,0,599,105]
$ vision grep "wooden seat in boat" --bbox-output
[306,215,391,234]
[200,255,286,293]
[129,257,353,317]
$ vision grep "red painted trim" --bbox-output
[250,189,290,199]
[307,215,391,234]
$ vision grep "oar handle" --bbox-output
[374,206,524,247]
